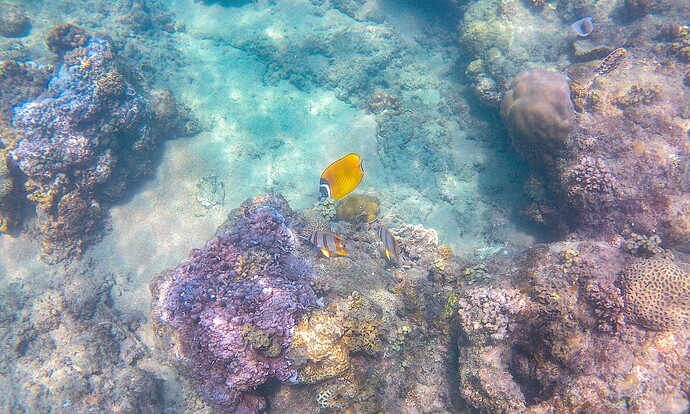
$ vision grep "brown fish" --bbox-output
[308,231,348,258]
[376,225,400,265]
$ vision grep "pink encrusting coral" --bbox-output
[152,194,318,413]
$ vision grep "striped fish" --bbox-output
[309,231,348,258]
[376,225,400,265]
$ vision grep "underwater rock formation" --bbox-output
[500,68,575,168]
[9,33,198,262]
[560,28,690,246]
[152,194,318,413]
[0,262,160,413]
[459,0,570,107]
[455,240,690,413]
[0,3,30,38]
[45,23,88,54]
[0,61,51,123]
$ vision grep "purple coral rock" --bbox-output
[154,195,317,413]
[7,36,174,261]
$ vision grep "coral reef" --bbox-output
[623,232,673,259]
[620,257,690,330]
[562,155,617,207]
[455,241,690,413]
[289,310,351,383]
[0,263,160,413]
[457,286,525,344]
[0,152,13,232]
[0,60,51,123]
[500,68,575,168]
[299,208,330,238]
[152,194,318,413]
[0,3,30,38]
[9,34,197,262]
[459,0,571,106]
[45,23,88,54]
[335,194,380,224]
[365,89,402,115]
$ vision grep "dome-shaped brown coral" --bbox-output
[500,68,575,167]
[620,258,690,330]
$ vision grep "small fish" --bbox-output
[308,231,348,258]
[571,17,594,37]
[319,153,364,201]
[376,225,401,265]
[595,47,627,77]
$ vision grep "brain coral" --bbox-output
[620,258,690,330]
[500,68,575,166]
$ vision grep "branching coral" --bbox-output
[564,156,617,200]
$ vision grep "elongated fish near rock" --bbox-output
[319,153,364,201]
[376,224,400,265]
[308,231,348,258]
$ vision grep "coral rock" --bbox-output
[620,258,690,330]
[10,36,195,262]
[0,3,30,38]
[289,310,351,384]
[335,194,380,224]
[153,195,317,413]
[45,23,88,54]
[500,68,575,167]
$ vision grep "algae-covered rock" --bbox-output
[0,3,30,38]
[0,152,12,201]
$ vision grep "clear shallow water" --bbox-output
[1,0,689,412]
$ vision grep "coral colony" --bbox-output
[1,1,689,413]
[153,195,318,413]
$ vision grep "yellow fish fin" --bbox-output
[321,153,364,201]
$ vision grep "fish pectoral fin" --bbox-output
[320,248,331,258]
[384,249,391,260]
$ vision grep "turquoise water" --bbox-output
[1,0,689,412]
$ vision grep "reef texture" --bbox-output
[152,194,319,413]
[459,0,571,107]
[8,34,198,262]
[559,26,690,246]
[150,193,469,413]
[454,240,690,413]
[484,1,690,247]
[0,3,30,38]
[0,262,160,413]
